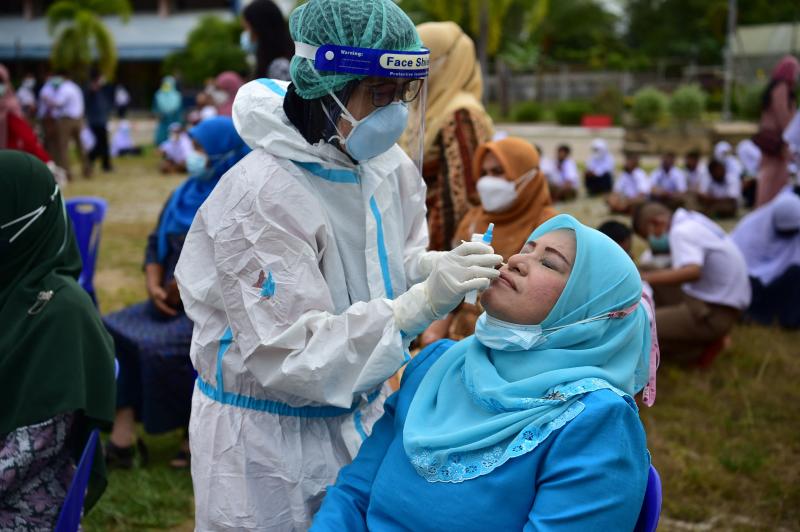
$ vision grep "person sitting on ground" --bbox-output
[103,117,250,469]
[736,139,761,208]
[697,159,739,218]
[607,152,650,214]
[0,150,116,528]
[312,214,657,531]
[420,137,558,345]
[683,149,707,194]
[649,152,687,209]
[158,122,193,174]
[633,202,751,365]
[584,138,615,196]
[545,144,579,201]
[110,119,141,157]
[598,219,633,257]
[731,189,800,329]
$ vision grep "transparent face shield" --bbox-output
[294,42,429,172]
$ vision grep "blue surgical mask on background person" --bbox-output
[240,30,257,54]
[648,233,670,253]
[325,94,409,161]
[186,149,209,177]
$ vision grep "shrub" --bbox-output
[669,84,706,124]
[512,101,543,122]
[737,82,767,121]
[554,100,591,125]
[591,86,624,123]
[632,86,668,127]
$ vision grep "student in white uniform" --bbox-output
[697,159,740,218]
[732,190,800,328]
[683,149,708,194]
[649,152,687,209]
[174,0,502,529]
[584,138,615,196]
[607,152,650,214]
[546,144,579,201]
[736,139,761,207]
[633,202,751,365]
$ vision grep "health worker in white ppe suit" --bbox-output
[174,0,502,529]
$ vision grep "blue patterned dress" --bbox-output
[102,209,195,434]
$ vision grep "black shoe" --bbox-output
[105,439,149,469]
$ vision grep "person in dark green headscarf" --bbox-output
[0,150,116,528]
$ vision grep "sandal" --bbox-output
[105,438,149,469]
[169,449,191,469]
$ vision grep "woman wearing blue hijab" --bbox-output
[103,116,250,469]
[312,214,659,531]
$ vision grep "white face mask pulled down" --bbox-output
[476,168,537,213]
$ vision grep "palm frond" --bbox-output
[46,0,80,34]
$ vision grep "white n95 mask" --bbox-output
[476,176,517,213]
[476,169,536,213]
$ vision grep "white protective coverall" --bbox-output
[175,78,429,530]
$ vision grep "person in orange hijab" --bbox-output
[420,136,559,344]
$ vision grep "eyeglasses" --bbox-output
[364,79,424,108]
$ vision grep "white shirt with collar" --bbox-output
[545,157,579,188]
[613,167,650,198]
[699,169,740,199]
[50,80,84,119]
[684,164,708,192]
[669,208,751,309]
[650,165,687,194]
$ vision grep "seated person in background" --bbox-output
[0,151,116,528]
[683,149,707,194]
[599,219,655,301]
[731,190,800,328]
[633,202,751,364]
[110,119,142,157]
[598,219,633,257]
[544,144,579,201]
[584,138,615,196]
[607,152,650,214]
[420,137,558,345]
[158,122,192,174]
[736,139,761,208]
[697,159,739,218]
[312,214,656,532]
[103,117,250,469]
[649,152,687,209]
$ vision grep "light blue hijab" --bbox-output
[403,214,651,483]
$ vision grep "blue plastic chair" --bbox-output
[635,464,663,532]
[54,429,100,532]
[65,197,108,306]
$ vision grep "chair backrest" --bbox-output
[65,197,108,306]
[634,464,663,532]
[54,429,100,532]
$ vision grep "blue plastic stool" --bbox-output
[65,197,108,306]
[54,429,100,532]
[635,464,663,532]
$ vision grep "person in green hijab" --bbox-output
[0,150,116,528]
[152,76,183,146]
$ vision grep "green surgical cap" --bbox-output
[289,0,423,99]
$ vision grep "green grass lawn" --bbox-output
[69,153,799,531]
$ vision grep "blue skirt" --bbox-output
[103,301,195,433]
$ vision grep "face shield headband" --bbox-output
[295,42,430,168]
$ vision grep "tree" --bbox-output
[163,16,248,86]
[46,0,132,80]
[399,0,548,59]
[534,0,624,69]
